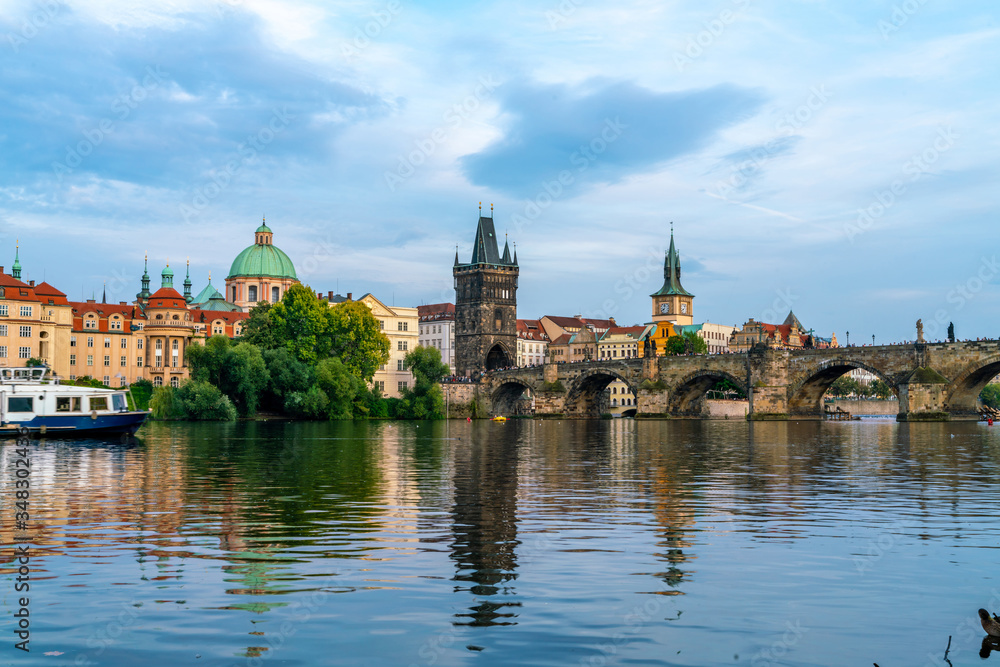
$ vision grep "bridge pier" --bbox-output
[895,367,951,421]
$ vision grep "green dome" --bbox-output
[256,222,273,234]
[228,243,297,280]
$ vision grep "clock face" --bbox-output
[681,303,688,314]
[660,302,670,314]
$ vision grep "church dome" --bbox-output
[227,220,297,280]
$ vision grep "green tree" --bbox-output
[128,378,154,411]
[827,375,863,397]
[270,284,329,363]
[284,386,330,419]
[869,379,894,399]
[684,331,708,354]
[981,384,1000,410]
[397,346,449,419]
[187,335,233,387]
[315,357,363,419]
[664,335,687,355]
[224,343,269,416]
[262,347,315,409]
[177,380,238,420]
[240,301,283,350]
[326,300,391,381]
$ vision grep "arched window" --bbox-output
[232,286,238,302]
[248,285,258,302]
[272,286,280,302]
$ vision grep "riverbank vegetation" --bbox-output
[149,285,450,421]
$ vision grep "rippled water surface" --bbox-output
[4,419,1000,666]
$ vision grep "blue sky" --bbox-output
[1,0,997,343]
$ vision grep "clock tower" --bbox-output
[651,228,694,326]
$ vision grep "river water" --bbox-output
[3,419,1000,666]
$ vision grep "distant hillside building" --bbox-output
[729,311,838,352]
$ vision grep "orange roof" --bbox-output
[0,273,39,302]
[517,319,549,340]
[33,281,69,305]
[147,287,188,308]
[69,301,142,319]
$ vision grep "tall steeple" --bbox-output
[650,224,694,326]
[184,259,193,303]
[501,234,512,264]
[12,240,21,280]
[137,254,152,302]
[102,282,107,304]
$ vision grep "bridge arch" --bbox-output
[787,358,897,417]
[946,353,1000,417]
[564,367,638,418]
[669,370,748,416]
[491,378,536,416]
[486,342,514,371]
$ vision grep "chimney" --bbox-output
[328,291,334,300]
[347,292,352,301]
[0,266,4,274]
[120,301,127,305]
[29,280,35,287]
[86,299,95,304]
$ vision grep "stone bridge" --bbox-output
[475,340,1000,420]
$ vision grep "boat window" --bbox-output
[112,394,127,411]
[8,397,33,412]
[89,396,109,411]
[56,397,83,412]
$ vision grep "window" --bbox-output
[89,396,108,410]
[137,356,143,367]
[375,380,385,392]
[119,355,126,366]
[378,320,384,330]
[397,359,404,371]
[248,285,258,302]
[0,325,6,336]
[170,377,179,388]
[0,346,6,358]
[104,337,111,348]
[398,381,408,391]
[8,397,33,412]
[84,317,97,329]
[0,305,7,316]
[19,325,31,337]
[70,354,76,366]
[87,354,93,366]
[272,286,279,302]
[18,346,30,359]
[110,318,122,330]
[120,338,127,349]
[137,339,143,350]
[56,397,82,412]
[398,341,408,351]
[104,355,110,366]
[120,377,127,387]
[87,336,94,347]
[398,321,408,331]
[20,305,31,318]
[153,376,163,386]
[70,336,76,347]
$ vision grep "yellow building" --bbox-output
[354,293,417,399]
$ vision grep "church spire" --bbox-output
[137,253,152,303]
[102,282,106,304]
[651,224,693,299]
[184,258,193,303]
[12,240,21,280]
[501,234,512,264]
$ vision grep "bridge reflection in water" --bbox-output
[482,341,1000,421]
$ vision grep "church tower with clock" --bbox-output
[650,228,694,326]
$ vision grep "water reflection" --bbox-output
[450,423,522,626]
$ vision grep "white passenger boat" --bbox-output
[0,367,149,437]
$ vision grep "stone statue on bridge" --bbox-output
[916,319,924,343]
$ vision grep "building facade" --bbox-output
[418,303,455,373]
[359,293,417,398]
[729,311,838,353]
[453,211,519,376]
[515,319,548,367]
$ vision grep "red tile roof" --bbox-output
[147,287,188,308]
[418,303,455,321]
[0,274,39,302]
[516,319,549,340]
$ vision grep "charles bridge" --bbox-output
[448,340,1000,421]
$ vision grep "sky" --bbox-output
[1,0,997,343]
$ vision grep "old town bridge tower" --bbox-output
[454,207,518,377]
